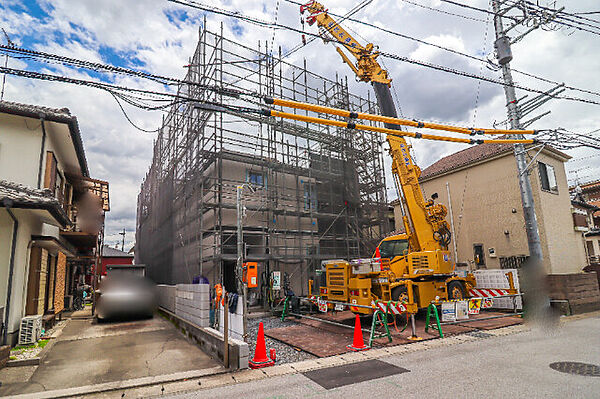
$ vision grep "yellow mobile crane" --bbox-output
[300,1,476,314]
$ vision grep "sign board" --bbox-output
[468,298,482,315]
[272,271,281,290]
[482,298,493,309]
[441,302,456,322]
[334,303,344,311]
[455,300,469,320]
[317,297,328,312]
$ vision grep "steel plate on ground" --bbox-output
[303,359,409,389]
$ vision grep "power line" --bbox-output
[287,0,600,101]
[398,0,488,23]
[440,0,600,37]
[5,64,596,150]
[0,44,257,100]
[168,0,600,107]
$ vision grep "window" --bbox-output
[538,162,558,193]
[44,151,57,192]
[473,244,486,268]
[378,239,409,259]
[247,171,265,187]
[304,184,317,210]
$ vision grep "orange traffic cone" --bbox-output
[249,322,275,369]
[374,246,383,271]
[346,314,369,351]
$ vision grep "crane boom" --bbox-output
[301,1,451,253]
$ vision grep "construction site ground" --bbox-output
[264,309,522,358]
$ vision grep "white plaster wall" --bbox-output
[531,152,588,274]
[0,114,43,187]
[0,209,43,345]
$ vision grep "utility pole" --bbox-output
[119,228,126,252]
[236,185,248,342]
[492,0,549,312]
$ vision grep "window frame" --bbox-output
[537,161,559,194]
[247,170,265,187]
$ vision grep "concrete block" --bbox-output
[177,283,209,293]
[238,355,249,370]
[230,338,249,357]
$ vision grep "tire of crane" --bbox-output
[447,280,466,300]
[391,285,408,302]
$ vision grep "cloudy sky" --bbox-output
[1,0,599,249]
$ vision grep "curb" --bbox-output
[10,366,227,399]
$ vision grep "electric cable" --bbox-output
[166,0,600,106]
[288,0,600,100]
[398,0,488,23]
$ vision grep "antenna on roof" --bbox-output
[1,28,13,101]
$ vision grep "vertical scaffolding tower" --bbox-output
[136,25,391,297]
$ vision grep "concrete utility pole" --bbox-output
[236,185,248,342]
[492,1,547,297]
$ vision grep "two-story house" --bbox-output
[412,142,587,274]
[0,101,109,346]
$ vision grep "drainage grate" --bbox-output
[549,362,600,377]
[467,331,493,339]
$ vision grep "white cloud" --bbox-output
[1,0,599,248]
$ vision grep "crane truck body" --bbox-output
[301,1,476,314]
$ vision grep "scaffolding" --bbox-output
[136,24,391,296]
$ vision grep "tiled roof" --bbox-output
[420,142,513,180]
[0,180,70,226]
[420,141,570,181]
[0,100,72,120]
[0,100,89,177]
[101,245,134,257]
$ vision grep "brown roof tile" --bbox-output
[420,142,513,180]
[0,180,70,226]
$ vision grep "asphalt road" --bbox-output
[0,311,220,397]
[168,313,600,398]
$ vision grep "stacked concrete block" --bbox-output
[175,284,210,327]
[548,272,600,314]
[218,297,244,341]
[230,336,249,368]
[474,269,522,309]
[156,285,177,313]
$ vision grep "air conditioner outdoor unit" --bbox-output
[18,315,42,345]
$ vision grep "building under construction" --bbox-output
[136,25,391,297]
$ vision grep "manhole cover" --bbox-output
[549,362,600,377]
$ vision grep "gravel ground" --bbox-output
[247,316,316,364]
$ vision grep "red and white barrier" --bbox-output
[371,300,406,315]
[468,288,511,298]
